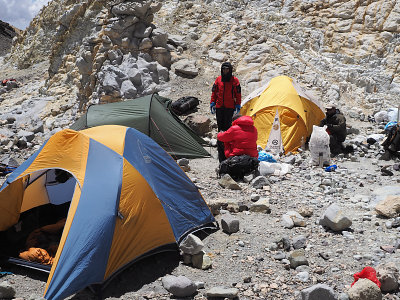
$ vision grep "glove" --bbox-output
[234,104,241,114]
[210,102,216,114]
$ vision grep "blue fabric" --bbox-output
[45,139,123,300]
[384,121,398,131]
[210,102,216,114]
[258,151,277,162]
[123,128,215,241]
[234,104,241,114]
[0,140,48,192]
[46,177,76,205]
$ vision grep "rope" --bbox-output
[149,116,179,161]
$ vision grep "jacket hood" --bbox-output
[221,62,233,82]
[233,116,254,127]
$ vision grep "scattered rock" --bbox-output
[206,286,239,299]
[319,203,352,231]
[375,196,400,218]
[347,278,382,300]
[161,275,197,297]
[221,213,240,234]
[300,283,337,300]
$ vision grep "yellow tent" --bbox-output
[241,76,325,154]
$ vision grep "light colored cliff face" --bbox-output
[6,0,169,110]
[4,0,400,115]
[153,0,399,112]
[291,0,400,65]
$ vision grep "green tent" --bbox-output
[70,94,210,159]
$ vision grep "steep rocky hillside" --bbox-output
[0,20,18,57]
[3,0,400,122]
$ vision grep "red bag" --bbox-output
[351,267,381,288]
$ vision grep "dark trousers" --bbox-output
[216,107,234,162]
[329,135,343,156]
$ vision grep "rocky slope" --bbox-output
[0,0,400,299]
[0,20,18,57]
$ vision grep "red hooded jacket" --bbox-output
[210,76,241,109]
[217,116,258,158]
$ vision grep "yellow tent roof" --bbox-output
[241,76,325,153]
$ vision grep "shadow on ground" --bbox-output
[70,250,181,299]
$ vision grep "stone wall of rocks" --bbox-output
[6,0,175,110]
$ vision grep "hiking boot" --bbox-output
[379,150,391,161]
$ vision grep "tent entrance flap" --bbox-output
[0,202,70,271]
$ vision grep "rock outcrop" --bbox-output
[0,20,18,57]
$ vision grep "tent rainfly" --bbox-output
[70,93,210,159]
[240,75,325,153]
[0,125,216,300]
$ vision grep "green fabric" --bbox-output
[70,94,210,159]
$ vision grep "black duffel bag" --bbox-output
[219,155,259,180]
[171,96,200,115]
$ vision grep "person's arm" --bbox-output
[233,77,241,106]
[211,79,218,105]
[217,126,236,143]
[320,118,327,127]
[328,115,346,134]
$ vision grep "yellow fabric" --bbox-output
[104,159,175,279]
[0,179,24,230]
[19,130,89,185]
[241,76,325,153]
[16,130,89,213]
[44,183,82,295]
[80,125,127,156]
[21,172,50,212]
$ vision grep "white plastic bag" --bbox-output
[309,125,330,166]
[259,162,292,176]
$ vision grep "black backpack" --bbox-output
[171,96,200,115]
[219,155,259,180]
[382,126,400,154]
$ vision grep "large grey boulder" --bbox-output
[221,213,240,234]
[172,59,199,77]
[179,234,204,255]
[301,284,337,300]
[319,203,352,231]
[347,278,382,300]
[162,275,197,297]
[376,263,399,292]
[250,176,270,189]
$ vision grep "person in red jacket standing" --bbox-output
[210,62,242,162]
[217,115,258,159]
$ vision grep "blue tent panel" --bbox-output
[45,139,123,300]
[123,128,214,241]
[46,177,76,205]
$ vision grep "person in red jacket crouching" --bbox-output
[217,115,259,180]
[210,62,242,162]
[217,115,258,159]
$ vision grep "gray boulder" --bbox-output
[179,234,204,255]
[347,278,382,300]
[319,203,352,231]
[301,284,337,300]
[162,275,197,297]
[221,213,240,234]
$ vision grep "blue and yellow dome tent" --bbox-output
[0,125,216,300]
[241,76,325,154]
